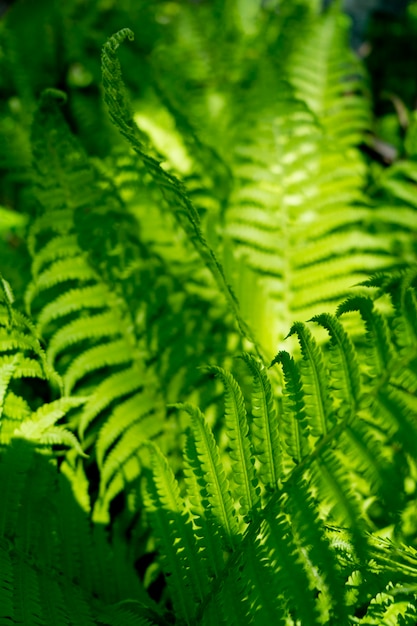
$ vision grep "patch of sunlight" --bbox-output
[0,205,27,234]
[133,106,193,175]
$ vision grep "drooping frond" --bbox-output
[101,29,254,345]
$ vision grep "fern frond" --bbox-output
[47,310,122,367]
[271,350,311,465]
[0,280,87,457]
[96,391,161,469]
[254,505,321,625]
[95,408,164,519]
[221,74,377,352]
[310,312,362,414]
[337,296,394,377]
[287,5,371,145]
[311,448,368,562]
[101,29,254,345]
[36,284,111,337]
[0,355,19,422]
[136,265,417,623]
[285,477,349,624]
[0,438,154,625]
[14,397,87,457]
[78,365,145,439]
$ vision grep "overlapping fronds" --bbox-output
[0,439,161,626]
[221,51,417,355]
[26,89,166,521]
[101,28,257,347]
[140,270,417,624]
[0,272,87,456]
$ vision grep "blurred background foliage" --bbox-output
[1,0,417,297]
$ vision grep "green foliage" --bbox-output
[1,0,417,623]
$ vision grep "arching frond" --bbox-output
[101,29,254,345]
[26,89,166,520]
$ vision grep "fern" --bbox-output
[26,88,166,522]
[139,271,417,624]
[101,29,254,346]
[1,1,417,623]
[0,280,159,624]
[287,3,371,146]
[0,439,162,626]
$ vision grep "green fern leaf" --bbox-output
[96,410,164,512]
[311,312,362,415]
[96,391,161,469]
[337,296,394,377]
[101,29,255,346]
[183,434,226,581]
[14,397,87,457]
[36,284,111,337]
[47,310,121,367]
[311,448,367,558]
[78,365,145,439]
[0,355,19,422]
[285,477,349,624]
[64,338,132,396]
[255,506,321,625]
